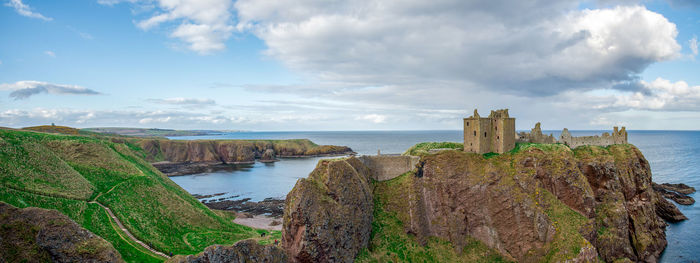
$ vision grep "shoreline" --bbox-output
[155,151,355,177]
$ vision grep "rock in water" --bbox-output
[0,202,123,263]
[167,239,286,263]
[260,148,277,162]
[282,157,373,263]
[655,182,696,195]
[652,182,696,205]
[654,192,688,222]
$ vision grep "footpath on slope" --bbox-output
[4,184,170,259]
[89,201,171,258]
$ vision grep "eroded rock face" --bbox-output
[167,239,286,263]
[282,157,373,263]
[576,145,668,263]
[413,151,558,261]
[0,202,123,263]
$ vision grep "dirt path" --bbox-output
[4,185,169,259]
[90,201,171,259]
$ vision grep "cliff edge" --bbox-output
[283,143,684,262]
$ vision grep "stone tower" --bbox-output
[464,109,515,154]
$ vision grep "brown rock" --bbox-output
[260,149,277,163]
[0,202,123,263]
[576,145,667,263]
[654,182,696,195]
[282,157,373,263]
[653,192,688,222]
[652,183,695,205]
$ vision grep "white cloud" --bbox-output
[148,97,216,105]
[690,36,698,56]
[356,114,387,124]
[235,2,680,97]
[561,78,700,112]
[6,0,52,21]
[0,80,101,100]
[106,0,234,54]
[44,50,56,58]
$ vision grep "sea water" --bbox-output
[169,130,699,262]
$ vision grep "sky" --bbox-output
[1,0,699,131]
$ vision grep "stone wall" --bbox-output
[518,123,628,149]
[518,122,556,144]
[358,155,420,181]
[560,127,627,149]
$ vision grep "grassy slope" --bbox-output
[402,141,463,156]
[0,129,267,262]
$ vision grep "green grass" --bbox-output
[356,173,509,263]
[536,189,593,262]
[0,129,262,261]
[402,142,463,156]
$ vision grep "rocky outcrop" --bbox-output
[652,182,695,205]
[282,157,373,263]
[138,139,353,176]
[654,192,688,222]
[570,145,668,262]
[167,239,286,263]
[0,202,123,263]
[260,149,277,163]
[282,144,679,262]
[410,150,562,261]
[653,182,695,195]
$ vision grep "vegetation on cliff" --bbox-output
[0,129,274,262]
[280,141,679,262]
[402,142,463,156]
[0,202,123,263]
[136,138,353,164]
[355,172,508,263]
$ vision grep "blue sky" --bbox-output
[1,0,699,130]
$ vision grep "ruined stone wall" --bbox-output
[519,123,556,144]
[559,127,627,149]
[358,155,420,181]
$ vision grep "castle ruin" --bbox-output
[559,126,628,148]
[464,109,628,153]
[464,109,515,154]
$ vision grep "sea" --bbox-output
[168,130,699,262]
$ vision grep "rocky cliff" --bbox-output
[282,157,374,263]
[0,202,123,263]
[283,143,684,262]
[136,139,353,176]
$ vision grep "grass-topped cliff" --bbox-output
[137,138,353,164]
[282,142,677,262]
[0,128,279,262]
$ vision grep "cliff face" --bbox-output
[283,144,681,262]
[405,144,672,262]
[137,139,353,164]
[282,157,373,263]
[575,145,667,262]
[0,202,123,263]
